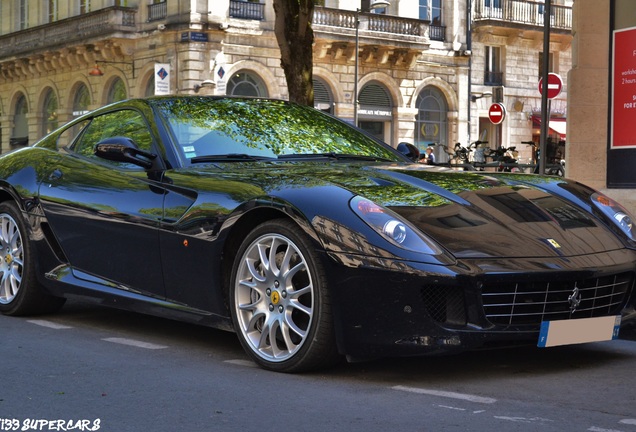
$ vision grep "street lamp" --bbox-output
[194,79,216,93]
[470,92,492,102]
[353,0,390,127]
[88,61,135,78]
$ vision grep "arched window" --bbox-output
[107,77,127,103]
[227,72,268,97]
[415,87,448,151]
[73,84,91,118]
[358,82,392,109]
[144,74,155,97]
[42,88,59,136]
[12,94,29,148]
[357,82,393,143]
[313,78,333,114]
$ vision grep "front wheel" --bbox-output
[0,202,65,316]
[230,219,339,372]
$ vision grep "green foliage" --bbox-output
[154,98,399,160]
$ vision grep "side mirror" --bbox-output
[397,142,420,162]
[94,136,158,170]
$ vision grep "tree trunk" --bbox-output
[272,0,314,106]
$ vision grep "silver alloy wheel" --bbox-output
[0,212,23,305]
[234,233,314,362]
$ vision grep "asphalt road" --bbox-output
[1,299,635,432]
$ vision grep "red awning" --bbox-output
[532,116,566,140]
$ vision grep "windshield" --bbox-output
[153,97,403,163]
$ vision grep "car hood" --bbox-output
[193,162,625,259]
[300,163,624,259]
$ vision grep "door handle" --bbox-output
[47,169,63,183]
[48,169,62,187]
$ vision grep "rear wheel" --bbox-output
[230,219,339,372]
[0,202,65,316]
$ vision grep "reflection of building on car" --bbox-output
[426,140,565,176]
[0,96,633,373]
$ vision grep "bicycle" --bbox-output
[483,145,522,172]
[516,141,566,176]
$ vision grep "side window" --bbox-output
[72,110,154,168]
[57,119,90,149]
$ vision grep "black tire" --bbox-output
[229,219,340,373]
[0,201,65,316]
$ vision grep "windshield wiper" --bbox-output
[190,153,276,163]
[277,152,393,162]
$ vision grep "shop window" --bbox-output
[358,82,393,143]
[415,87,448,152]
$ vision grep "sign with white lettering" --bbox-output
[611,26,636,149]
[154,63,171,95]
[358,108,392,118]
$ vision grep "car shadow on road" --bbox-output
[324,330,636,385]
[50,298,636,382]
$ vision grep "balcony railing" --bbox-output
[474,0,572,31]
[148,1,167,22]
[429,24,445,41]
[484,71,504,86]
[229,1,265,20]
[313,7,427,37]
[0,7,137,58]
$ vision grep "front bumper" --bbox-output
[324,248,636,359]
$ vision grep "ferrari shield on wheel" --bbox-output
[230,219,339,372]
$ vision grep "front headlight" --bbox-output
[350,196,442,255]
[591,192,636,241]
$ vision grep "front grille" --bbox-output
[482,272,634,326]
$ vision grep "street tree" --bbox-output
[272,0,315,106]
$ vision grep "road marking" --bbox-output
[494,416,553,424]
[588,427,625,432]
[392,385,497,404]
[224,359,258,368]
[102,337,167,350]
[27,319,72,330]
[436,405,466,411]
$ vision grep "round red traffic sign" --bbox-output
[538,73,563,99]
[488,103,506,125]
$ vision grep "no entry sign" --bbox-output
[488,103,506,124]
[538,73,563,99]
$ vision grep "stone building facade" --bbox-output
[568,0,636,215]
[0,0,572,170]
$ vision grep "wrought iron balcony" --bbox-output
[148,1,168,22]
[484,71,504,86]
[429,24,446,41]
[473,0,572,32]
[229,0,265,20]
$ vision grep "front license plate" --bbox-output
[537,315,621,348]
